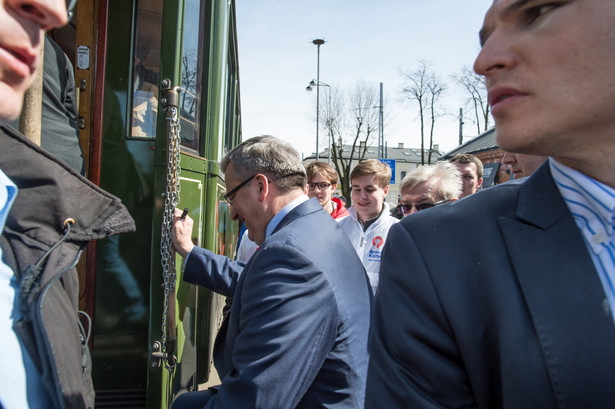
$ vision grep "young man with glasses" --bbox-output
[397,161,462,218]
[171,136,371,409]
[306,161,349,220]
[338,159,398,294]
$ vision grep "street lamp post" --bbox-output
[311,39,325,161]
[306,79,331,163]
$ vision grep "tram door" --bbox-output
[147,0,235,406]
[93,0,237,407]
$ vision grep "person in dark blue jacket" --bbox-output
[171,136,372,409]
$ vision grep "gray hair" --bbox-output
[399,161,462,200]
[221,136,307,193]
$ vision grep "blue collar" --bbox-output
[0,169,17,232]
[265,195,309,239]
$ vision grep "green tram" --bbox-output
[35,0,242,407]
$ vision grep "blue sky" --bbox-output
[236,0,493,158]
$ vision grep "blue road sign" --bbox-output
[380,159,396,184]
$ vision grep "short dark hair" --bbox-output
[450,153,484,179]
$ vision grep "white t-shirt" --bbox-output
[236,230,258,263]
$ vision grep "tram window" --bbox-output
[130,2,162,138]
[178,0,204,152]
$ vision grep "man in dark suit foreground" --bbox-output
[366,0,615,408]
[171,136,372,409]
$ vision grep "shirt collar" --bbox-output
[265,195,309,239]
[550,158,615,254]
[0,169,17,232]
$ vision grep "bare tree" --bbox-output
[454,65,490,134]
[317,81,380,205]
[181,52,198,117]
[400,61,446,165]
[427,79,446,164]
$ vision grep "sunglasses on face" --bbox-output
[397,198,451,215]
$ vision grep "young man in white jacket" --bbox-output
[338,159,398,294]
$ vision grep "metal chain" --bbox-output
[160,105,181,371]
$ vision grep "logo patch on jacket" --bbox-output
[368,236,384,262]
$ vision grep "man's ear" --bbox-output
[254,174,270,201]
[477,178,484,189]
[383,185,389,195]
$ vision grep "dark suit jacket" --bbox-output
[366,164,615,409]
[183,198,372,408]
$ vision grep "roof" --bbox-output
[440,127,497,159]
[304,143,442,164]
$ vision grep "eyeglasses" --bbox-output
[224,175,255,205]
[308,182,331,191]
[67,0,78,18]
[397,198,451,215]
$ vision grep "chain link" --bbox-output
[160,105,181,371]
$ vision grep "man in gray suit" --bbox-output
[171,136,372,409]
[366,0,615,408]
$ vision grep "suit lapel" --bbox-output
[500,165,615,407]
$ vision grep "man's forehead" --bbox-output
[455,161,477,171]
[311,173,329,182]
[402,192,434,205]
[352,173,378,185]
[411,179,437,194]
[406,192,434,202]
[352,181,378,188]
[224,163,240,184]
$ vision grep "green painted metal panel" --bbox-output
[92,0,241,407]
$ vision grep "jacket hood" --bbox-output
[0,125,135,247]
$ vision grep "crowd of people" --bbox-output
[167,137,567,409]
[2,0,615,408]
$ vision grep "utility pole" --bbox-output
[458,107,464,146]
[379,82,384,159]
[313,39,325,160]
